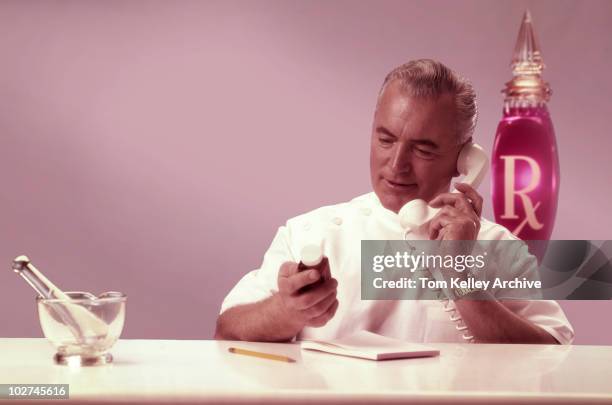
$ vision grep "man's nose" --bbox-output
[390,143,412,173]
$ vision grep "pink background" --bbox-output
[1,0,611,344]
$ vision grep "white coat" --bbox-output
[220,192,574,344]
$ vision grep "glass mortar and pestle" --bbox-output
[12,255,126,366]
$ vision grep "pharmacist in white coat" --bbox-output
[215,59,574,345]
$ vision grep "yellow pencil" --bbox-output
[228,347,296,363]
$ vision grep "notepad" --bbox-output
[301,330,440,361]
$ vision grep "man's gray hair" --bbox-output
[378,59,478,143]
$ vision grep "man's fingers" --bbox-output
[279,268,321,295]
[454,183,484,216]
[428,205,476,235]
[303,291,337,319]
[278,261,299,278]
[428,212,454,240]
[307,299,339,327]
[429,184,483,218]
[276,258,338,331]
[428,209,480,240]
[295,278,338,310]
[429,193,474,215]
[292,270,321,294]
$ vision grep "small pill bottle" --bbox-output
[298,244,328,290]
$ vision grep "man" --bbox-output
[215,59,574,344]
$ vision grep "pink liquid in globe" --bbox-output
[492,105,559,241]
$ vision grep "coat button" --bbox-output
[331,217,343,226]
[303,222,311,231]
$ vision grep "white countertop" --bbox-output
[1,338,611,404]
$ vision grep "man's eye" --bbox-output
[379,137,394,146]
[414,148,435,159]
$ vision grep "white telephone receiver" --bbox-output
[398,143,489,233]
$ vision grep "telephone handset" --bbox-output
[398,143,489,233]
[397,142,488,343]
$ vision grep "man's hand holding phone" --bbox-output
[428,182,483,241]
